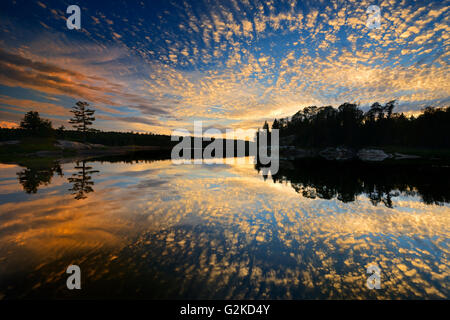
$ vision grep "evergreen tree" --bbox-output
[69,101,96,141]
[19,111,52,136]
[260,101,450,148]
[272,119,280,129]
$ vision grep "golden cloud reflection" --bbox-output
[0,158,448,299]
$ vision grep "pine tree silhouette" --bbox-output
[68,161,99,200]
[69,101,96,142]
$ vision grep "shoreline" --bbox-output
[0,138,172,165]
[1,137,450,165]
[277,145,450,163]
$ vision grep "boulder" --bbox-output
[357,148,390,161]
[280,146,315,159]
[0,140,20,146]
[34,150,62,157]
[394,152,421,160]
[319,147,355,161]
[56,140,89,149]
[55,140,105,150]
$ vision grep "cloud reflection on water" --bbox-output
[0,158,448,299]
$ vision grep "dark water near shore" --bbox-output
[0,154,449,299]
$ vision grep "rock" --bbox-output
[34,151,62,157]
[295,148,316,158]
[319,147,355,161]
[394,152,421,160]
[56,140,89,149]
[0,140,20,146]
[55,140,106,150]
[278,146,422,162]
[357,149,390,161]
[279,146,315,160]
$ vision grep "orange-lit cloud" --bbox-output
[0,0,448,135]
[0,120,18,128]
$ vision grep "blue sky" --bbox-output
[0,0,448,134]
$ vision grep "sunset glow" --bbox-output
[0,0,448,134]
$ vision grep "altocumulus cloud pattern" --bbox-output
[0,0,448,134]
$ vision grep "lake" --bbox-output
[0,154,449,299]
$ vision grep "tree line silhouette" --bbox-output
[1,102,249,151]
[3,100,449,149]
[0,101,174,147]
[263,101,450,148]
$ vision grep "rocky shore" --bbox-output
[0,139,169,159]
[279,146,422,162]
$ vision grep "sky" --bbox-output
[0,0,449,136]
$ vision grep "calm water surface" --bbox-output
[0,155,449,299]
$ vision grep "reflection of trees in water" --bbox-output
[89,150,172,164]
[17,162,63,193]
[16,159,100,200]
[68,161,99,200]
[258,160,450,208]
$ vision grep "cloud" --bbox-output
[0,159,448,298]
[0,48,122,110]
[0,120,18,128]
[0,95,70,117]
[0,0,447,135]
